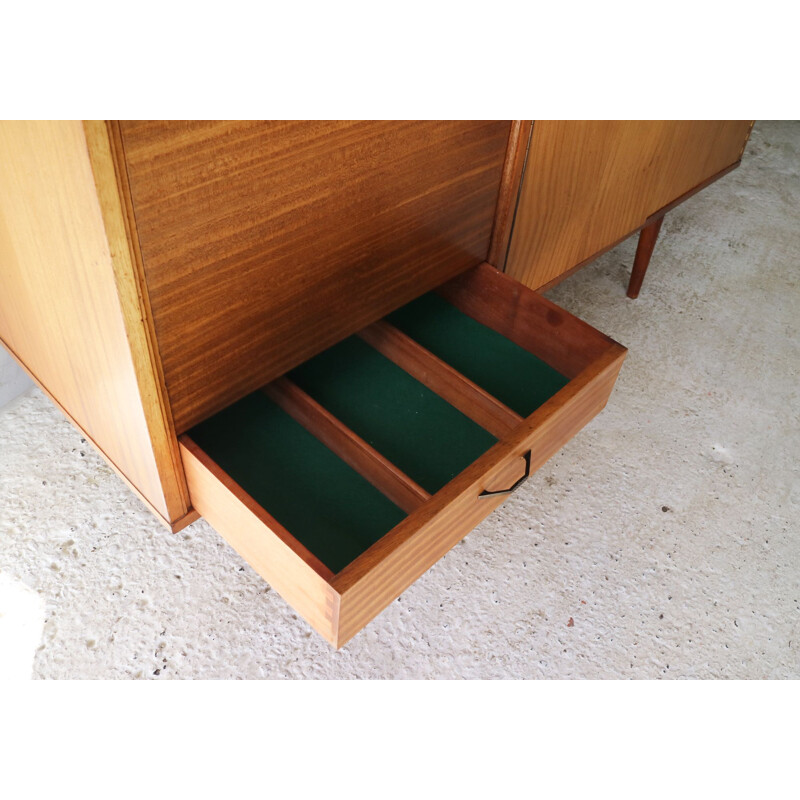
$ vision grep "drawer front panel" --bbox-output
[333,347,624,647]
[118,121,512,433]
[179,263,626,647]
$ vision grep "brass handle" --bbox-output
[479,451,532,497]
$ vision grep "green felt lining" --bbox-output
[387,292,569,416]
[189,289,570,574]
[289,336,498,495]
[189,392,407,574]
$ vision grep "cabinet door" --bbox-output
[505,121,753,291]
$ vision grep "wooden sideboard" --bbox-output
[503,121,753,294]
[0,120,752,645]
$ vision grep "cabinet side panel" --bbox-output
[83,121,191,522]
[118,121,511,432]
[506,121,753,291]
[0,121,172,520]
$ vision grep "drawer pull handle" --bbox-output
[479,451,532,497]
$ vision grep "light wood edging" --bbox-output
[263,377,430,514]
[82,121,190,524]
[358,321,523,439]
[179,436,340,644]
[0,333,194,531]
[487,120,533,269]
[331,343,626,647]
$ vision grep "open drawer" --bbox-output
[178,263,626,647]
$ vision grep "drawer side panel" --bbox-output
[180,437,340,644]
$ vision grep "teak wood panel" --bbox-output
[636,121,753,217]
[117,120,513,433]
[505,121,754,291]
[179,263,627,647]
[0,121,189,525]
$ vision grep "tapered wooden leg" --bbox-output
[627,215,665,299]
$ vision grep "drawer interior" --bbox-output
[187,392,407,574]
[387,293,569,416]
[180,261,627,645]
[188,283,570,575]
[288,336,497,495]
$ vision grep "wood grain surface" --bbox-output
[358,320,523,438]
[529,158,743,296]
[83,121,191,523]
[263,377,430,514]
[332,344,625,647]
[0,121,184,524]
[487,120,533,268]
[179,262,626,646]
[117,121,512,433]
[505,121,754,290]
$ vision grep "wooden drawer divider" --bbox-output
[263,377,430,514]
[358,320,523,438]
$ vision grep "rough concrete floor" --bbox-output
[1,121,797,679]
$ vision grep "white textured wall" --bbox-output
[0,346,32,408]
